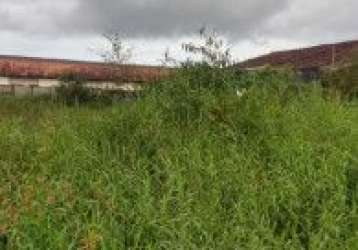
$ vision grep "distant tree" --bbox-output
[182,26,233,67]
[159,47,179,67]
[96,32,133,65]
[158,26,234,68]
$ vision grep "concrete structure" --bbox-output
[0,55,172,96]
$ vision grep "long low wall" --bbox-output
[0,76,142,97]
[0,85,56,97]
[0,77,9,85]
[0,77,140,89]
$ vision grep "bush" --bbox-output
[322,51,358,99]
[178,62,242,89]
[56,73,94,104]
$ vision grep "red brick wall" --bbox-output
[0,56,173,82]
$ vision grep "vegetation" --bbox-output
[93,32,133,65]
[56,74,94,105]
[322,50,358,99]
[162,26,233,67]
[0,68,357,249]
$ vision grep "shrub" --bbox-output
[56,73,94,104]
[322,50,358,99]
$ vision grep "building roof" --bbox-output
[0,55,171,82]
[239,40,358,70]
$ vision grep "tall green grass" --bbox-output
[0,69,357,249]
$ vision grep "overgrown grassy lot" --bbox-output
[0,69,357,249]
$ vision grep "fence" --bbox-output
[0,85,56,97]
[0,84,140,100]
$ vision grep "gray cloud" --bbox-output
[262,0,358,42]
[63,0,289,39]
[0,0,357,42]
[0,0,77,34]
[0,0,290,39]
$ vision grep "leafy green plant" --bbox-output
[56,73,94,104]
[322,50,358,99]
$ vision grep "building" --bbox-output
[238,40,358,80]
[0,55,171,96]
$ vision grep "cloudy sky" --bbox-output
[0,0,357,64]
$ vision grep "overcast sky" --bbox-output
[0,0,357,64]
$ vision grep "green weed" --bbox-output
[0,69,357,249]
